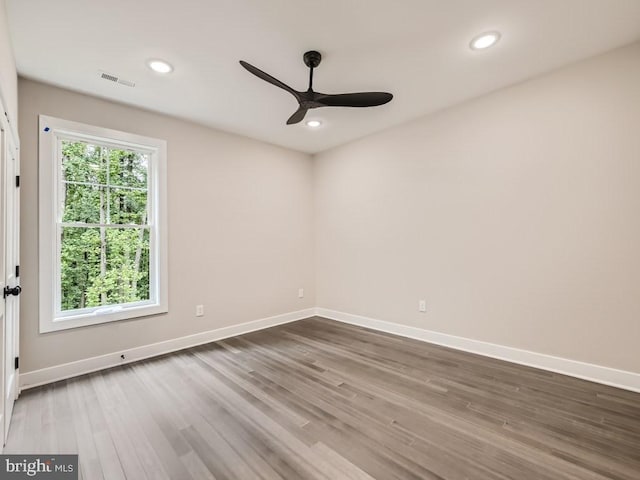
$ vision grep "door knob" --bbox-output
[3,286,21,298]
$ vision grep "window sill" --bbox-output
[40,303,168,333]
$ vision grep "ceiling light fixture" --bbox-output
[147,59,173,74]
[305,120,322,128]
[470,31,501,50]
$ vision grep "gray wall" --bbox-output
[19,78,315,373]
[315,42,640,373]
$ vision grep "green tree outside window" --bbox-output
[60,141,150,311]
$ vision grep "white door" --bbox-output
[0,115,6,444]
[1,115,19,444]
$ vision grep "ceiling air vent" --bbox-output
[99,71,135,88]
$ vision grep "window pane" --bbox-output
[61,141,106,184]
[60,226,150,312]
[61,182,104,224]
[105,228,150,304]
[108,149,148,188]
[108,187,148,225]
[60,227,101,310]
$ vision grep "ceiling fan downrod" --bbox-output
[303,50,322,92]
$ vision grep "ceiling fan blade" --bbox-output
[286,106,309,125]
[239,61,301,100]
[317,92,393,108]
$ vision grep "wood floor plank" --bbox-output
[52,382,79,455]
[90,373,149,480]
[6,317,640,479]
[3,392,26,453]
[80,376,127,480]
[180,450,217,480]
[66,378,105,480]
[98,368,171,480]
[182,354,332,480]
[110,365,195,480]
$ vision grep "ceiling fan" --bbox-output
[239,50,393,125]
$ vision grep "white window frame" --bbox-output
[38,115,168,332]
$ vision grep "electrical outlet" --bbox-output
[298,288,304,298]
[419,300,427,313]
[196,304,204,317]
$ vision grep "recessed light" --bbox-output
[470,31,501,50]
[305,120,322,128]
[147,59,173,74]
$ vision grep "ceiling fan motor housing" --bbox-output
[303,50,322,68]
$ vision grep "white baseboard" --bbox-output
[19,308,315,391]
[20,306,640,394]
[315,308,640,393]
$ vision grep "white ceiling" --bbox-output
[7,0,640,153]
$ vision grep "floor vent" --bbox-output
[99,71,136,87]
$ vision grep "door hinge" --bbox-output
[15,175,20,187]
[14,357,19,370]
[15,265,19,277]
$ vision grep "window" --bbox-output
[39,115,168,332]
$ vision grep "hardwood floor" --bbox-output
[6,317,640,479]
